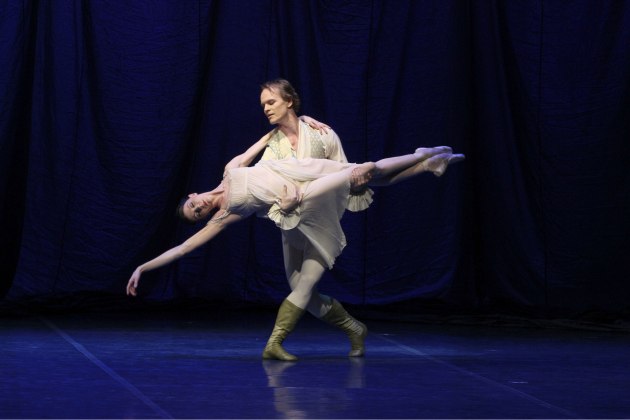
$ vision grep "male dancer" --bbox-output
[232,79,369,360]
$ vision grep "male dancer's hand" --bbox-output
[350,167,372,194]
[276,185,303,214]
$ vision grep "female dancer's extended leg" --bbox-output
[349,147,465,189]
[370,146,452,179]
[374,151,465,185]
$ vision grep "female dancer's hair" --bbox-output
[175,196,216,225]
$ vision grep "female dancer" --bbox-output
[126,146,464,360]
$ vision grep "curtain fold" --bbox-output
[1,0,629,314]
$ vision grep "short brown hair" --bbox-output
[260,78,301,113]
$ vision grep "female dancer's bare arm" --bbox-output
[126,212,243,296]
[223,116,329,174]
[223,132,274,173]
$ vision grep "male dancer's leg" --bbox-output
[284,246,328,311]
[261,237,319,361]
[282,238,332,317]
[283,239,367,357]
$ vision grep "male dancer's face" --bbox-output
[260,87,292,125]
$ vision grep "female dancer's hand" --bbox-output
[127,268,142,296]
[276,185,303,214]
[299,115,330,134]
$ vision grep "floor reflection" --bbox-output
[262,358,365,418]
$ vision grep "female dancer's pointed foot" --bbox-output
[424,152,465,177]
[414,146,452,160]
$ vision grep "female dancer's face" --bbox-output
[183,193,214,222]
[260,88,292,125]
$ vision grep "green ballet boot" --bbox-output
[262,299,305,361]
[321,298,368,357]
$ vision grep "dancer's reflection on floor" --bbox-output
[262,358,366,419]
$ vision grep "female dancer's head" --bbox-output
[176,192,217,223]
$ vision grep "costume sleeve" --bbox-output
[323,128,376,204]
[323,129,348,163]
[347,188,374,212]
[267,202,301,230]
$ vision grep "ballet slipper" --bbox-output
[423,152,465,177]
[414,146,452,158]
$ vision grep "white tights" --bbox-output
[282,239,332,317]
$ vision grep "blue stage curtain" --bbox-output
[1,0,629,314]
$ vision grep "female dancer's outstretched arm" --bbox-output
[126,212,243,296]
[223,132,273,173]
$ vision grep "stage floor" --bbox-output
[2,307,629,419]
